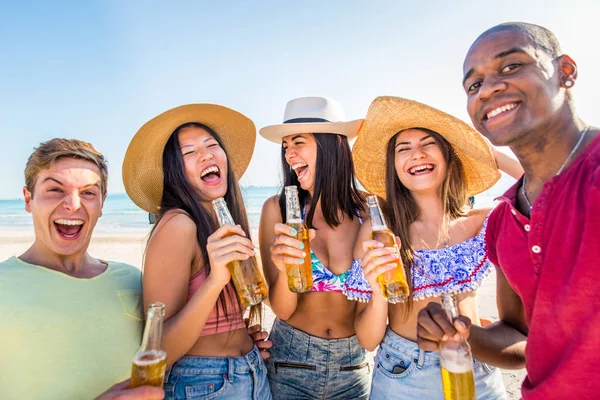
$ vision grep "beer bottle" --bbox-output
[439,293,476,400]
[212,197,268,307]
[284,185,313,292]
[367,195,409,302]
[130,302,167,388]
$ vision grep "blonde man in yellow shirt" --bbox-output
[0,138,163,400]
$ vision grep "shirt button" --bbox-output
[511,209,517,216]
[524,224,531,232]
[532,245,541,254]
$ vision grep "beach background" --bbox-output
[0,183,526,399]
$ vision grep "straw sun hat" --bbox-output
[259,96,363,143]
[122,104,256,214]
[352,96,500,199]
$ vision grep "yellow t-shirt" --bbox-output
[0,256,143,400]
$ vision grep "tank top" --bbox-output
[187,270,246,336]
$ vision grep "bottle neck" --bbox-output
[140,307,164,352]
[441,293,458,321]
[212,198,235,226]
[368,204,387,229]
[285,187,302,222]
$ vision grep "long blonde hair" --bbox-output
[384,128,469,314]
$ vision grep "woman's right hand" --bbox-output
[361,238,401,296]
[206,224,255,288]
[269,223,311,273]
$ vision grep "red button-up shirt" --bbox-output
[486,134,600,400]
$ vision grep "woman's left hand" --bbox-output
[245,319,273,360]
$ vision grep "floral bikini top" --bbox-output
[303,208,359,294]
[343,213,493,302]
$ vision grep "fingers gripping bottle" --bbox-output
[212,197,268,307]
[130,302,167,388]
[366,195,409,303]
[284,185,313,293]
[439,293,476,400]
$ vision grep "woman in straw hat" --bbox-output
[123,104,272,400]
[258,97,371,399]
[348,96,521,399]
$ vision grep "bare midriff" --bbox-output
[185,328,254,357]
[285,291,358,339]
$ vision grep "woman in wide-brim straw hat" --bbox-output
[348,96,522,399]
[122,104,272,400]
[258,97,372,399]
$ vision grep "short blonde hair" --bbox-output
[25,138,109,197]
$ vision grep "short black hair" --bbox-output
[476,22,562,58]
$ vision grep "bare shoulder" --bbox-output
[150,209,197,243]
[466,207,494,231]
[260,195,283,225]
[262,194,281,214]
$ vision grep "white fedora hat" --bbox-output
[259,96,363,143]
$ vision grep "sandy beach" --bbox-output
[1,229,526,399]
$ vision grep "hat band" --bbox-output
[283,117,330,124]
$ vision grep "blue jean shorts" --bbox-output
[266,318,371,399]
[370,328,507,400]
[163,345,272,400]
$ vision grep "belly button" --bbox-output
[326,328,333,337]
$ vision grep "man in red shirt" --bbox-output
[417,22,599,399]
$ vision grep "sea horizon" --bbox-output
[0,174,515,235]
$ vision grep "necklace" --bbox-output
[417,219,450,249]
[521,125,590,212]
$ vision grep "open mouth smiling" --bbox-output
[291,162,308,180]
[200,165,221,184]
[54,218,84,239]
[483,102,519,122]
[408,163,436,175]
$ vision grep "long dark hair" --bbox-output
[278,133,365,227]
[384,128,468,314]
[149,122,261,325]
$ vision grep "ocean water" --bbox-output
[0,180,510,235]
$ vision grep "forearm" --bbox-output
[494,149,524,179]
[468,321,527,369]
[354,295,389,352]
[268,271,298,321]
[161,279,224,366]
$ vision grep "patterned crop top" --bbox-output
[188,270,246,336]
[343,213,493,302]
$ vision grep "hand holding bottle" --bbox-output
[416,300,473,351]
[206,224,255,288]
[360,236,402,297]
[270,222,308,273]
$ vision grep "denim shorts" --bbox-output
[163,345,272,400]
[266,318,371,399]
[370,328,507,400]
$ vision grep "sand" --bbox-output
[0,229,526,399]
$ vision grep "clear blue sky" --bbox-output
[1,0,598,199]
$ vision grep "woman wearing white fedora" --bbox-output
[348,96,517,399]
[123,104,272,400]
[259,97,371,399]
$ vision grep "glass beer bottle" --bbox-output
[367,195,409,303]
[130,302,167,388]
[212,197,268,307]
[439,293,476,400]
[284,185,313,292]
